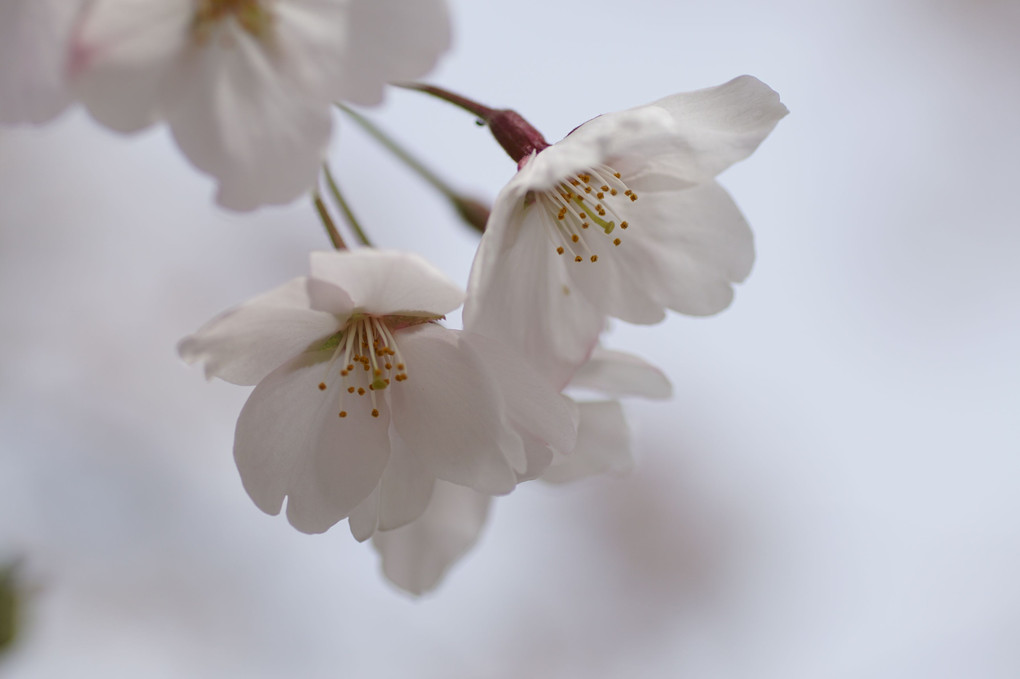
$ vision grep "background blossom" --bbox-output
[68,0,451,209]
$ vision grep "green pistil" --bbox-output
[573,196,616,234]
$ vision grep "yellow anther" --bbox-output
[614,238,621,246]
[339,411,347,418]
[371,409,380,418]
[574,255,583,262]
[590,255,598,262]
[556,246,565,254]
[318,382,326,391]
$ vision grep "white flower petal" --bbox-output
[632,181,755,315]
[461,332,579,457]
[377,433,436,532]
[390,324,519,495]
[234,350,391,534]
[177,278,342,386]
[465,184,604,390]
[164,23,332,210]
[310,250,465,316]
[0,0,81,124]
[562,210,670,325]
[372,481,491,596]
[570,347,673,400]
[71,0,192,133]
[632,75,789,185]
[332,0,451,106]
[347,483,379,542]
[513,431,556,482]
[542,401,632,484]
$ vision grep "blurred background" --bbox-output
[1,0,1018,676]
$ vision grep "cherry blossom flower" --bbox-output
[68,0,451,210]
[369,346,671,595]
[178,249,576,535]
[0,0,83,124]
[465,76,788,385]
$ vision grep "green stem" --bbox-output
[322,164,372,247]
[336,103,490,234]
[338,103,455,201]
[312,191,346,250]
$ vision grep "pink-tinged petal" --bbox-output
[376,433,436,531]
[570,347,673,400]
[389,324,519,495]
[331,0,451,106]
[632,75,788,185]
[164,23,332,210]
[542,401,632,484]
[0,0,81,125]
[347,484,379,542]
[629,181,755,316]
[460,332,578,457]
[71,0,192,133]
[465,183,604,390]
[234,350,391,534]
[372,481,491,596]
[309,250,464,316]
[177,278,342,386]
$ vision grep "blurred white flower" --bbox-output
[465,76,788,385]
[68,0,451,209]
[0,0,83,124]
[370,346,671,595]
[179,249,576,535]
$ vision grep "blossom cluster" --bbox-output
[2,0,787,594]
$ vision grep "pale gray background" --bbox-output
[1,0,1018,676]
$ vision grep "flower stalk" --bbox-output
[322,164,373,247]
[399,82,550,165]
[337,104,490,233]
[312,191,346,250]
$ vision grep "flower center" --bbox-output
[315,315,409,420]
[537,165,638,263]
[192,0,274,42]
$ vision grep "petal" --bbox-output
[309,250,465,317]
[331,0,451,106]
[465,183,604,390]
[372,481,491,596]
[347,483,379,542]
[164,23,332,210]
[389,324,519,495]
[0,0,80,125]
[541,401,632,484]
[630,181,755,316]
[569,347,673,400]
[234,350,391,534]
[562,206,670,325]
[624,75,788,185]
[460,332,579,457]
[70,0,193,133]
[177,277,342,386]
[514,430,555,483]
[377,433,436,531]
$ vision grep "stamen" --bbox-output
[539,164,636,262]
[318,315,411,420]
